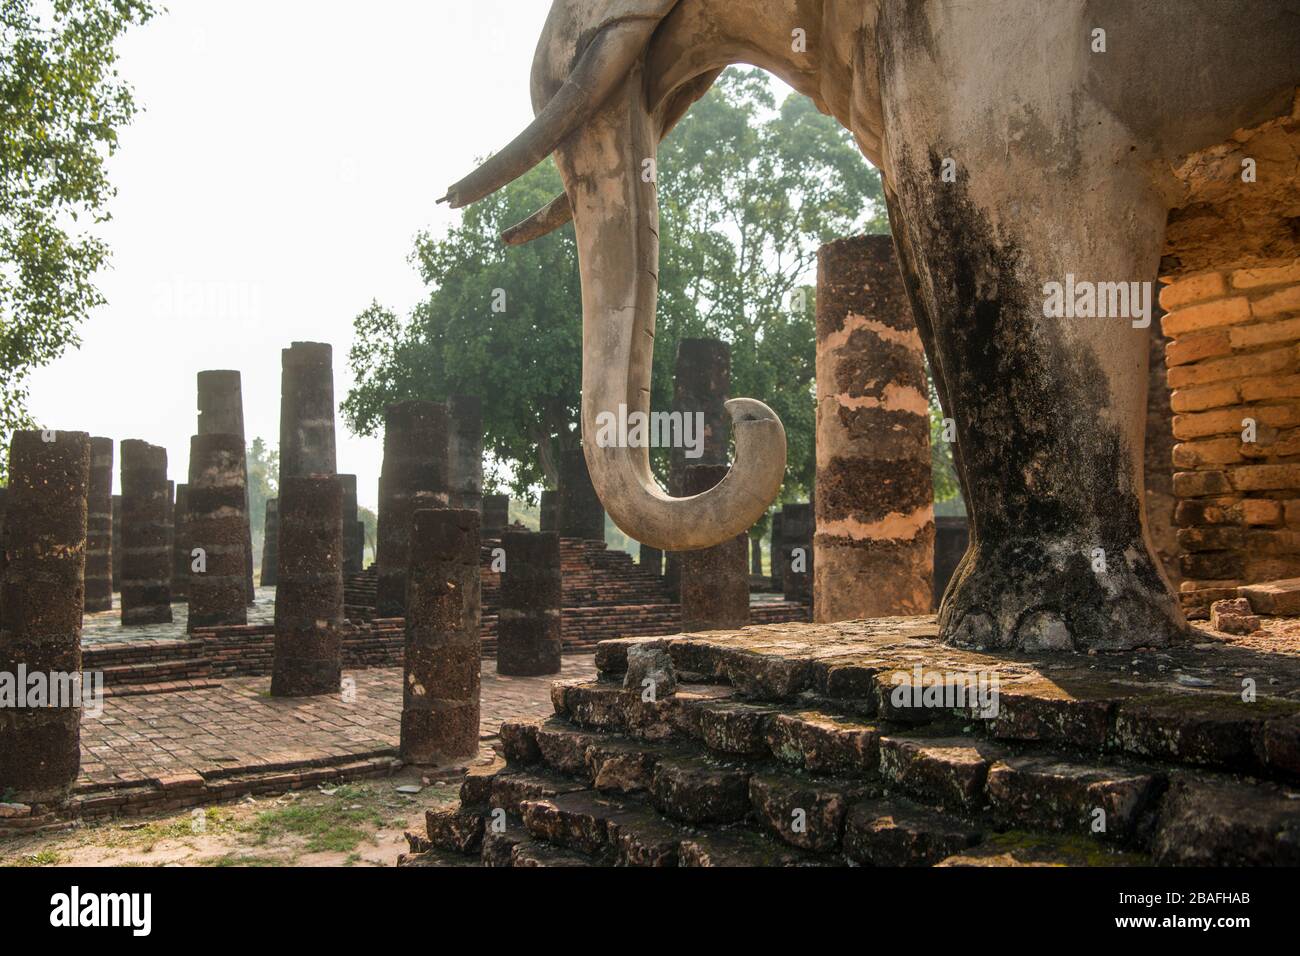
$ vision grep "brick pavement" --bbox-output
[71,657,595,806]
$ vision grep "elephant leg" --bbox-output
[875,2,1186,652]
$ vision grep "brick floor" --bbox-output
[76,658,596,792]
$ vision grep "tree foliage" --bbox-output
[344,68,886,506]
[0,0,158,463]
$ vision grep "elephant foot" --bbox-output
[939,536,1187,653]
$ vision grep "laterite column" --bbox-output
[279,342,337,478]
[197,370,255,602]
[482,494,509,537]
[679,464,749,631]
[111,495,122,592]
[496,530,562,676]
[780,503,813,605]
[539,490,558,533]
[401,508,481,763]
[187,434,249,630]
[120,440,172,625]
[448,395,483,512]
[339,474,363,577]
[814,236,934,621]
[0,431,90,804]
[639,543,663,577]
[272,476,343,696]
[260,499,278,586]
[171,483,190,601]
[84,436,114,612]
[376,401,449,617]
[558,447,604,541]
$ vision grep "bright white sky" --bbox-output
[27,0,557,509]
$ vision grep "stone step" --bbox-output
[1152,773,1300,865]
[843,795,983,867]
[935,831,1151,867]
[519,790,690,865]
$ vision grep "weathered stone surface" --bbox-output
[680,463,750,631]
[510,839,591,867]
[481,494,509,537]
[879,734,1006,810]
[520,790,625,857]
[694,700,778,756]
[488,769,588,817]
[186,433,248,631]
[586,738,666,794]
[259,498,278,587]
[401,508,481,763]
[447,394,483,512]
[278,342,336,479]
[1239,577,1300,615]
[271,475,342,697]
[497,530,562,676]
[558,447,604,541]
[83,436,114,612]
[425,806,485,854]
[749,771,872,852]
[1209,596,1260,633]
[815,235,934,622]
[623,642,676,698]
[1259,714,1300,778]
[480,827,525,867]
[843,797,981,867]
[499,719,542,766]
[678,826,830,867]
[1153,774,1300,866]
[338,474,363,577]
[534,719,598,777]
[111,494,122,591]
[766,711,881,776]
[937,832,1148,867]
[459,754,506,808]
[376,401,449,617]
[651,755,751,824]
[119,439,172,625]
[170,483,190,602]
[0,430,90,804]
[1112,693,1270,771]
[986,756,1162,842]
[197,370,254,602]
[990,679,1119,752]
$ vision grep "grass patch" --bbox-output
[248,786,386,853]
[5,849,63,867]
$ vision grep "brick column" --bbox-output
[84,436,114,612]
[770,511,784,592]
[197,370,255,602]
[1161,259,1300,618]
[814,235,934,622]
[401,508,481,763]
[559,447,604,541]
[780,503,813,604]
[376,401,449,617]
[339,474,363,577]
[679,464,749,631]
[171,483,190,601]
[639,543,663,576]
[187,434,249,630]
[279,342,337,479]
[111,494,122,592]
[272,476,343,696]
[1145,306,1180,588]
[260,499,278,587]
[449,394,483,512]
[540,489,558,532]
[0,431,90,804]
[933,516,970,610]
[120,440,172,625]
[482,494,509,537]
[497,530,562,676]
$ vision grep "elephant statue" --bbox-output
[442,0,1300,652]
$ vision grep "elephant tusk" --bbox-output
[501,192,573,245]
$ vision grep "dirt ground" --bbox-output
[0,766,461,868]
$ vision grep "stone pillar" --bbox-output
[197,370,255,602]
[482,494,510,537]
[751,536,763,576]
[84,436,114,612]
[539,490,558,532]
[171,483,190,602]
[639,543,662,577]
[814,235,934,622]
[679,464,750,631]
[272,476,343,696]
[279,342,337,479]
[933,515,971,611]
[164,479,175,597]
[339,474,363,577]
[0,430,90,804]
[376,401,449,617]
[448,395,483,512]
[111,495,122,592]
[187,434,249,630]
[558,447,604,541]
[780,503,813,604]
[401,508,481,763]
[497,530,562,676]
[770,511,784,592]
[120,440,172,625]
[260,498,278,587]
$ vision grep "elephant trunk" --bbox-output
[554,68,786,552]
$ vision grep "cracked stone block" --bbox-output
[1209,597,1261,634]
[651,755,751,824]
[425,807,485,855]
[986,756,1163,843]
[623,643,678,698]
[1153,774,1300,866]
[765,711,881,776]
[499,720,542,766]
[843,797,981,867]
[749,772,874,852]
[695,701,778,756]
[879,735,1006,810]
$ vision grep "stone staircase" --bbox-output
[400,617,1300,867]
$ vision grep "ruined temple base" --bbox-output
[405,616,1300,867]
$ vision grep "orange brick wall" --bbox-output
[1161,258,1300,617]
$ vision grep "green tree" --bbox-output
[1,0,158,465]
[344,68,885,511]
